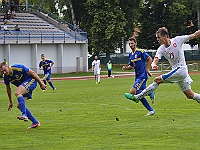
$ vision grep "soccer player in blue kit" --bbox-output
[122,37,155,116]
[39,54,56,91]
[0,62,46,129]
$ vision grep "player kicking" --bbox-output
[123,37,155,116]
[39,54,56,91]
[125,27,200,104]
[91,55,101,84]
[0,62,46,129]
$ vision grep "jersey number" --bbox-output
[169,52,174,59]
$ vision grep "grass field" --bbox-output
[0,74,200,150]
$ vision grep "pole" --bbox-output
[26,0,28,11]
[197,1,200,49]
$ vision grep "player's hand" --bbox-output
[8,102,13,111]
[39,68,43,70]
[122,66,126,71]
[151,64,159,70]
[47,67,51,70]
[40,83,46,90]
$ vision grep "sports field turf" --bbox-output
[0,73,200,150]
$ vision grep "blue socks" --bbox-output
[140,98,153,111]
[17,96,26,116]
[136,90,154,111]
[48,81,55,89]
[26,108,38,124]
[17,96,38,123]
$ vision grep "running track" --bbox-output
[0,72,199,83]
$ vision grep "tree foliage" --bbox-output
[137,0,198,49]
[85,0,127,54]
[29,0,199,51]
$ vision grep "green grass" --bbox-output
[1,74,200,149]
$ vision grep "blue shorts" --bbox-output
[43,72,51,80]
[133,78,147,91]
[21,78,37,99]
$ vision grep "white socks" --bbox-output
[135,82,159,99]
[97,75,100,83]
[193,93,200,101]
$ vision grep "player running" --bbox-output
[125,27,200,104]
[39,54,56,91]
[123,37,155,116]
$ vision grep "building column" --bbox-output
[57,44,63,73]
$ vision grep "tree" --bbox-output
[137,0,198,49]
[85,0,127,56]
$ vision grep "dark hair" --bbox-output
[128,37,137,43]
[156,27,169,37]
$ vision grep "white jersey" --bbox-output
[92,60,100,69]
[155,35,190,69]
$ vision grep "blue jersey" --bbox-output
[39,58,53,74]
[4,64,33,87]
[128,49,149,79]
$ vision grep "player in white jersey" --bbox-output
[125,27,200,104]
[92,55,101,84]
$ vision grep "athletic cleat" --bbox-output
[149,92,155,104]
[43,90,47,92]
[27,122,40,129]
[145,110,156,116]
[17,115,28,122]
[53,88,56,92]
[124,93,139,103]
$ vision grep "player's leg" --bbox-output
[42,73,48,85]
[129,79,155,116]
[94,69,97,83]
[125,77,160,100]
[177,75,200,103]
[148,91,155,104]
[21,80,40,129]
[46,73,56,90]
[108,70,111,78]
[97,69,100,83]
[137,90,155,116]
[15,85,28,121]
[22,97,40,129]
[125,68,185,100]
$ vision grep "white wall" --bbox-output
[0,43,88,74]
[0,45,4,62]
[10,44,32,67]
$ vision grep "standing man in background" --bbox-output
[106,60,112,78]
[39,54,56,91]
[92,55,101,84]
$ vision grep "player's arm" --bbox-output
[50,61,54,68]
[151,57,159,70]
[28,69,46,90]
[39,62,43,70]
[91,65,94,71]
[189,30,200,40]
[146,56,152,77]
[122,65,133,71]
[6,84,13,111]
